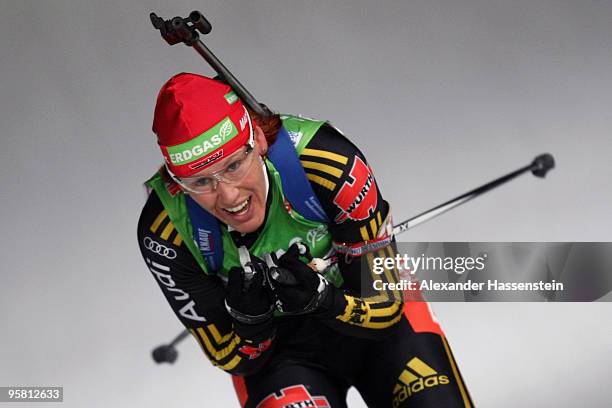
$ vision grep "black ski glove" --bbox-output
[265,243,338,316]
[225,247,275,326]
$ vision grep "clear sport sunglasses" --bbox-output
[166,144,259,194]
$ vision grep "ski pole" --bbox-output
[150,153,555,363]
[150,11,272,118]
[392,153,555,234]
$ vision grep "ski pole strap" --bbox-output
[332,234,394,258]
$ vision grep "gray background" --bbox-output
[1,0,611,406]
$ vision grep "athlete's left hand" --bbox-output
[264,243,337,315]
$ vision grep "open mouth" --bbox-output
[223,197,251,215]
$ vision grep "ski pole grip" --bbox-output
[531,153,555,178]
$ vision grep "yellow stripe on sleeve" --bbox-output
[208,324,233,344]
[300,160,344,178]
[336,293,403,330]
[382,246,401,300]
[196,327,241,361]
[150,210,168,233]
[338,296,356,322]
[306,173,337,191]
[172,233,183,246]
[302,148,349,165]
[217,355,242,371]
[190,328,242,372]
[160,221,174,240]
[360,226,370,241]
[360,312,402,329]
[369,302,400,318]
[362,294,392,303]
[370,218,379,237]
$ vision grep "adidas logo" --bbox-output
[392,357,449,407]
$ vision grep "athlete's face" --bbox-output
[185,126,269,234]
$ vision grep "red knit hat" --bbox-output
[153,73,252,177]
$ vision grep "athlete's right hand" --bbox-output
[225,247,275,325]
[264,243,334,316]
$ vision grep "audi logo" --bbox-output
[143,236,177,260]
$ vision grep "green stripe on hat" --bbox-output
[224,91,238,104]
[166,116,238,165]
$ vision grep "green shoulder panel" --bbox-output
[280,114,326,154]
